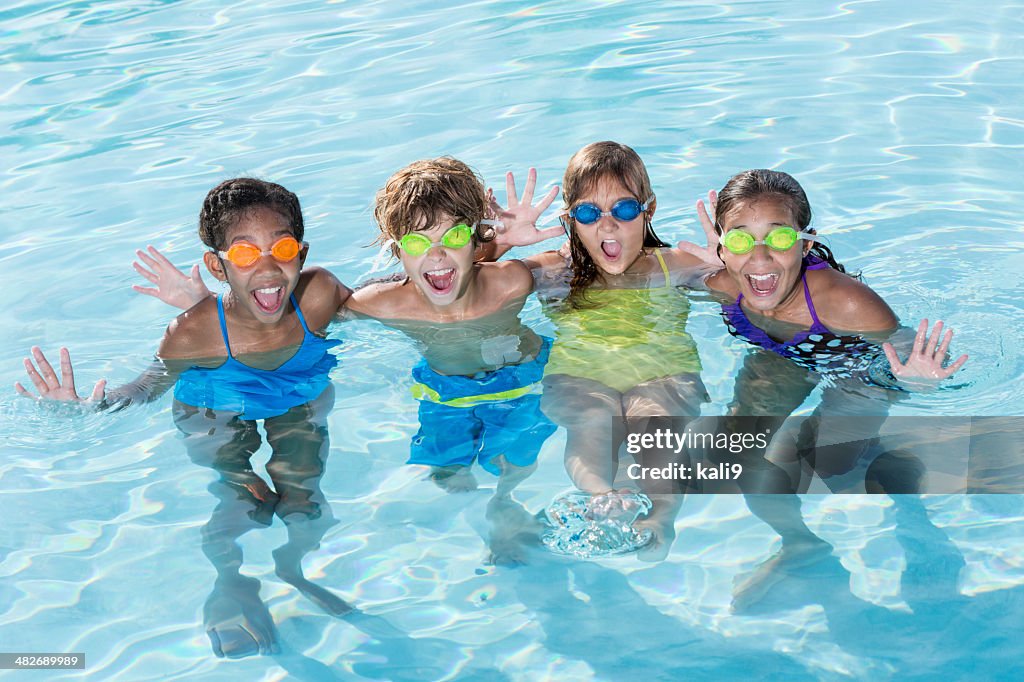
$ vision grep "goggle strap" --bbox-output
[367,239,396,274]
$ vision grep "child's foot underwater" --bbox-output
[204,575,278,658]
[486,494,543,566]
[730,538,839,614]
[428,465,478,492]
[272,546,354,617]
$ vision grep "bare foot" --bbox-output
[428,465,478,493]
[486,495,541,567]
[204,575,278,658]
[731,539,833,613]
[272,547,354,617]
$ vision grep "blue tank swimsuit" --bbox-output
[174,294,340,420]
[722,256,883,380]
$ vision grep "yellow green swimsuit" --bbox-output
[544,249,702,393]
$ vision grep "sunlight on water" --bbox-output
[1,0,1022,679]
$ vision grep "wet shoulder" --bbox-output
[806,268,897,333]
[159,295,227,361]
[477,259,533,300]
[293,266,350,332]
[347,273,416,319]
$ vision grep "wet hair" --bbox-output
[373,157,493,258]
[713,169,851,275]
[561,141,669,307]
[199,178,304,251]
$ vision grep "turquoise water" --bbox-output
[2,1,1023,679]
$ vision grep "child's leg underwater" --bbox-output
[541,374,623,493]
[263,386,353,617]
[173,401,279,658]
[620,372,708,561]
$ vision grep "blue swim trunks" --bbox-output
[407,336,556,475]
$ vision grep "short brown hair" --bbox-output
[373,157,492,258]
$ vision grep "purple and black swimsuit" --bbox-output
[721,256,894,385]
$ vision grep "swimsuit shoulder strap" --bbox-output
[216,295,233,357]
[801,272,827,331]
[653,248,671,288]
[289,293,313,335]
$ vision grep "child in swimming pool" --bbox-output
[485,142,721,560]
[685,169,967,608]
[17,178,354,656]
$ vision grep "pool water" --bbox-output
[2,1,1023,679]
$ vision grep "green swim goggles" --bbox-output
[721,226,815,255]
[397,220,500,257]
[398,224,473,256]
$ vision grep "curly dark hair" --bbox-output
[199,178,304,251]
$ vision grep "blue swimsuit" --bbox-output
[174,295,340,420]
[721,256,885,381]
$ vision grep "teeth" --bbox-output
[426,268,454,276]
[602,239,617,244]
[748,274,774,281]
[255,287,282,293]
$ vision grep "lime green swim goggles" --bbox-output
[397,220,500,257]
[721,226,815,255]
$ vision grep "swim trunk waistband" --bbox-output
[410,336,553,408]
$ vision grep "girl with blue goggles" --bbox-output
[562,196,653,226]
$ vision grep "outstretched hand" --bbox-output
[882,319,968,387]
[133,246,211,310]
[15,347,106,403]
[487,168,563,247]
[677,190,724,268]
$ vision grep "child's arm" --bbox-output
[15,301,218,410]
[477,168,563,263]
[15,347,182,410]
[133,246,212,310]
[817,275,968,387]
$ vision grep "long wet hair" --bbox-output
[373,157,493,259]
[199,178,304,251]
[562,141,670,307]
[713,169,852,275]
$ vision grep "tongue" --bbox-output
[749,276,776,294]
[424,270,455,291]
[253,288,283,312]
[601,241,622,258]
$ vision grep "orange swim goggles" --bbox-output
[216,236,304,267]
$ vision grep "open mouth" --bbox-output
[745,273,779,297]
[423,267,456,294]
[252,286,285,314]
[600,239,622,259]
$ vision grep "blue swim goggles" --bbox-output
[565,196,653,225]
